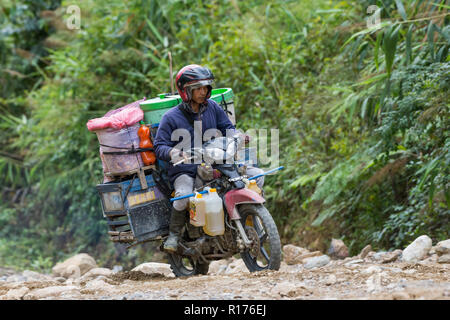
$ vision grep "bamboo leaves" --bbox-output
[394,0,408,21]
[427,21,436,61]
[341,22,389,48]
[145,17,168,48]
[382,24,401,77]
[405,24,413,65]
[289,171,322,189]
[416,157,440,192]
[307,0,450,242]
[374,30,383,70]
[426,21,450,62]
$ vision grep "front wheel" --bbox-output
[238,204,281,272]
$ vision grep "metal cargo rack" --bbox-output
[96,166,172,248]
[104,165,156,190]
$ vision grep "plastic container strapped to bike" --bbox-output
[139,88,236,127]
[210,88,235,125]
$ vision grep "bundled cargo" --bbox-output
[96,123,144,177]
[87,98,155,182]
[90,88,238,247]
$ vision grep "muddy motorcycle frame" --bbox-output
[96,135,283,277]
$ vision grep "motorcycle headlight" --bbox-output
[205,148,225,161]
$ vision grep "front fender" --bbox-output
[224,189,265,220]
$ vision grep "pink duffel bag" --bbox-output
[86,98,146,131]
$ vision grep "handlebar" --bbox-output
[169,166,285,202]
[172,156,195,166]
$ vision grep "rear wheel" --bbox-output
[238,204,281,272]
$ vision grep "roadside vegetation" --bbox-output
[1,0,448,272]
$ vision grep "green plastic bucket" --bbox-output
[210,88,235,125]
[210,88,234,104]
[140,88,235,126]
[140,94,182,126]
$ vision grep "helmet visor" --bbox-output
[185,79,214,90]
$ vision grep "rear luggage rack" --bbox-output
[96,171,171,248]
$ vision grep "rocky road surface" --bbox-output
[1,236,449,300]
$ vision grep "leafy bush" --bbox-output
[0,0,448,270]
[302,0,449,253]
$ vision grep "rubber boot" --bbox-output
[163,207,187,253]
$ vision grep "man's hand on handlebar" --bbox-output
[170,148,190,164]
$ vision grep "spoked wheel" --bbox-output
[238,204,281,272]
[166,253,209,277]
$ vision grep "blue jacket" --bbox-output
[154,99,236,185]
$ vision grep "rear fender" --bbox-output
[224,189,265,220]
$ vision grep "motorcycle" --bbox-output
[95,133,283,277]
[164,133,282,277]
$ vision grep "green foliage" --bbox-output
[304,0,449,253]
[0,0,448,270]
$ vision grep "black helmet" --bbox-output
[176,64,214,102]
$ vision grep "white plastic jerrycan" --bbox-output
[202,188,225,236]
[189,192,206,227]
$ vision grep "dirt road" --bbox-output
[1,254,449,300]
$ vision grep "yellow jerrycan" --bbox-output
[189,192,206,227]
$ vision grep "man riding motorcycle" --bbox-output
[153,64,264,253]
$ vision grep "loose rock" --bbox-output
[358,244,372,259]
[282,244,310,265]
[22,270,51,281]
[24,286,80,300]
[270,281,309,297]
[366,273,383,293]
[1,241,448,300]
[224,258,250,275]
[84,278,116,292]
[80,267,113,282]
[208,259,231,275]
[52,253,97,279]
[422,254,438,264]
[437,254,450,264]
[3,287,30,300]
[298,251,322,263]
[327,239,349,260]
[325,274,337,285]
[402,235,432,263]
[6,275,27,283]
[131,262,175,278]
[303,255,330,269]
[54,277,66,283]
[381,250,402,264]
[435,240,450,256]
[344,259,364,268]
[371,251,388,262]
[362,266,382,275]
[278,262,303,273]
